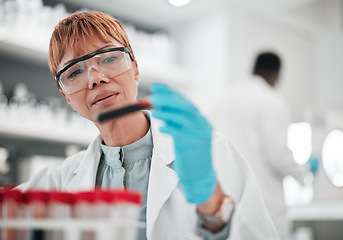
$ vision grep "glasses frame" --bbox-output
[55,47,134,92]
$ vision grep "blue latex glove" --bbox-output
[150,83,217,204]
[308,154,319,174]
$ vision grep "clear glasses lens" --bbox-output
[59,51,132,94]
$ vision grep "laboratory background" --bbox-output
[0,0,343,239]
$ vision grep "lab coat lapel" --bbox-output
[146,117,179,239]
[67,135,102,192]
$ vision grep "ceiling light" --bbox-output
[168,0,191,7]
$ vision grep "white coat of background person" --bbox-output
[207,52,317,240]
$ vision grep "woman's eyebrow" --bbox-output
[62,44,118,67]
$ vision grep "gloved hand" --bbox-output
[308,154,319,174]
[150,83,217,204]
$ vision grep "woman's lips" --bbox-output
[92,93,118,105]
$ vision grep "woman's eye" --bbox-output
[68,69,83,79]
[102,56,117,64]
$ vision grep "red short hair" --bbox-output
[48,11,135,83]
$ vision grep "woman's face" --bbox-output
[58,38,139,122]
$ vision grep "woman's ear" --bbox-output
[60,90,77,111]
[133,61,140,84]
[59,89,71,105]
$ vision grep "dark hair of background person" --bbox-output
[253,52,281,87]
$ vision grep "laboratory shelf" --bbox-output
[0,36,49,66]
[0,121,97,146]
[0,110,99,146]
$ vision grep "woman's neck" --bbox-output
[95,111,150,147]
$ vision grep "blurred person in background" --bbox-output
[208,52,318,240]
[15,11,280,240]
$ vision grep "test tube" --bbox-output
[0,187,4,214]
[3,189,28,240]
[25,190,49,240]
[105,189,142,240]
[0,188,4,239]
[3,189,20,240]
[16,191,30,240]
[74,191,96,240]
[46,191,74,240]
[94,189,118,240]
[94,188,111,219]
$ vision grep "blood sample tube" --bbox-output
[94,188,114,219]
[17,191,30,240]
[47,191,74,240]
[102,189,142,240]
[0,188,3,216]
[25,190,49,240]
[74,191,96,240]
[3,189,27,240]
[0,188,4,238]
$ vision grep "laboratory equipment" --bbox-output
[0,188,143,240]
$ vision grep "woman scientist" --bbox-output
[18,11,279,240]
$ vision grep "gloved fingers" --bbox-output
[152,108,207,130]
[150,83,184,96]
[159,125,183,138]
[150,83,199,114]
[151,83,210,127]
[159,122,211,140]
[153,112,187,129]
[151,95,193,113]
[151,94,198,114]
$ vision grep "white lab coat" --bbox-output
[207,76,308,239]
[18,114,279,240]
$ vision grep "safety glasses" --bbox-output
[55,47,134,94]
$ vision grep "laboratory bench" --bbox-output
[288,200,343,240]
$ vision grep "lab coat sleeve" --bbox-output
[16,163,63,191]
[259,96,308,184]
[16,150,87,192]
[212,132,280,240]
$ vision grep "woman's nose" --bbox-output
[88,66,110,89]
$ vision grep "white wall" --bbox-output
[174,10,231,111]
[317,34,343,112]
[315,0,343,112]
[177,0,343,122]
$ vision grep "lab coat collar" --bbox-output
[66,111,176,183]
[67,134,103,192]
[252,75,274,89]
